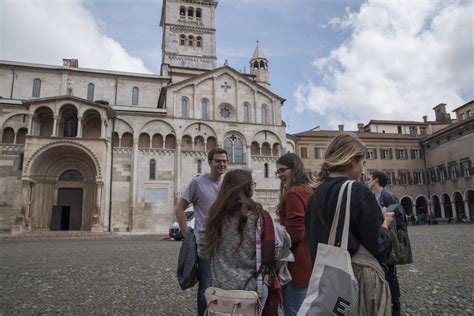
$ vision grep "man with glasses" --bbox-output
[175,147,228,316]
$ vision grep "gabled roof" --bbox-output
[168,65,285,102]
[291,129,423,140]
[452,100,474,112]
[251,42,267,60]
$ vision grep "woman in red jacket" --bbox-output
[275,153,313,316]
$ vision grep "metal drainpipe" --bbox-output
[108,116,116,232]
[421,143,431,213]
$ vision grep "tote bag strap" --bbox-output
[327,180,353,249]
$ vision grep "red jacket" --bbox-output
[280,185,313,288]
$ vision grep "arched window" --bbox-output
[196,8,202,20]
[243,103,250,123]
[32,78,41,97]
[261,142,271,156]
[179,34,186,46]
[260,60,266,69]
[188,35,194,47]
[197,159,202,174]
[181,98,188,118]
[202,99,208,119]
[139,133,150,148]
[132,87,139,105]
[16,128,28,144]
[264,163,269,178]
[224,135,244,164]
[2,127,14,144]
[121,132,133,147]
[59,170,83,181]
[188,7,194,17]
[87,83,95,101]
[253,61,259,69]
[179,6,186,17]
[149,159,156,180]
[196,36,202,48]
[261,105,268,124]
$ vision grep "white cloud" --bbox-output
[0,0,151,73]
[295,0,474,128]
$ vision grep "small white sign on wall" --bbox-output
[144,188,168,203]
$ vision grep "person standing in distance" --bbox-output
[367,170,405,316]
[175,147,228,316]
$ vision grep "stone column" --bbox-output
[451,201,457,219]
[192,84,197,119]
[28,114,34,136]
[235,79,239,123]
[76,116,82,138]
[129,138,139,231]
[464,199,471,220]
[12,180,33,234]
[91,181,103,232]
[175,142,182,203]
[246,145,252,169]
[440,202,446,218]
[412,205,417,217]
[13,132,17,145]
[100,119,106,139]
[52,115,58,137]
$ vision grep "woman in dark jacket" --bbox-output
[305,132,393,266]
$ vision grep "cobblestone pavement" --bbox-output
[0,224,472,315]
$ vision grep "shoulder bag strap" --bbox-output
[255,216,263,298]
[340,181,353,250]
[328,180,350,246]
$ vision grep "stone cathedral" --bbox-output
[0,0,292,233]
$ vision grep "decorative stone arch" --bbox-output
[194,136,205,151]
[252,130,283,147]
[261,142,271,156]
[1,112,29,131]
[138,133,151,148]
[251,141,260,155]
[140,119,176,137]
[81,109,102,139]
[441,193,453,218]
[16,127,28,144]
[151,133,164,149]
[32,106,54,137]
[181,135,193,151]
[165,134,177,149]
[431,194,442,218]
[58,103,79,137]
[415,195,429,216]
[121,132,133,148]
[400,195,415,216]
[23,142,103,231]
[1,127,14,143]
[183,122,218,151]
[114,118,134,135]
[24,140,102,179]
[452,191,464,220]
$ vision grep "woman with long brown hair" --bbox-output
[198,169,272,298]
[275,153,313,316]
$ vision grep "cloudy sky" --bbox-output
[1,0,473,133]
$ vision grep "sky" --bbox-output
[1,0,473,133]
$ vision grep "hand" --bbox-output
[382,207,394,229]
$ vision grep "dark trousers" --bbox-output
[385,264,401,316]
[197,255,212,316]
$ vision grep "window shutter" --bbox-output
[389,148,393,159]
[404,149,408,160]
[374,149,377,159]
[408,172,412,185]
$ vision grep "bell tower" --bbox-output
[250,42,270,89]
[160,0,218,74]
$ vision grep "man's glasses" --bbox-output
[213,159,228,164]
[275,167,290,175]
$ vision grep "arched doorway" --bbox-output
[467,190,474,220]
[401,196,413,216]
[432,195,442,218]
[453,192,464,221]
[442,194,453,219]
[26,144,99,230]
[415,196,428,216]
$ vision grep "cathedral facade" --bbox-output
[0,0,291,233]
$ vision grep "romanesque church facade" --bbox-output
[0,0,291,233]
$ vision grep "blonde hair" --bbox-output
[315,132,366,184]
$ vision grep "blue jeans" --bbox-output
[282,283,307,316]
[197,255,212,316]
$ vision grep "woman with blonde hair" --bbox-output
[275,153,313,316]
[304,132,393,314]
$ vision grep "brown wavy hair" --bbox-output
[315,132,366,184]
[203,169,263,258]
[276,153,312,221]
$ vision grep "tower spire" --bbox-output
[250,41,270,89]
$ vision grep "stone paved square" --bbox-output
[0,224,472,315]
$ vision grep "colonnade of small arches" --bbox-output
[399,189,474,220]
[179,6,202,20]
[1,127,28,144]
[112,132,178,150]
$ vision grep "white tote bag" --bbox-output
[298,180,359,316]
